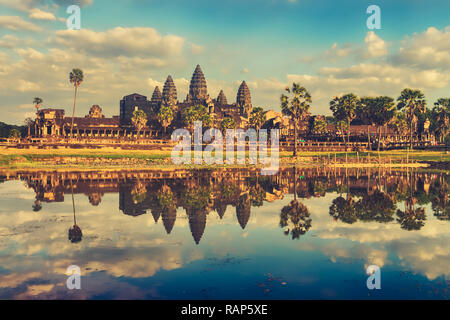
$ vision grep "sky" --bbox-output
[0,0,449,124]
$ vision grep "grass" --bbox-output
[0,147,448,169]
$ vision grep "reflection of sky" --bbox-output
[0,179,448,299]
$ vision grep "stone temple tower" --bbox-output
[216,90,228,105]
[151,86,162,103]
[162,75,177,105]
[236,81,252,118]
[186,64,208,103]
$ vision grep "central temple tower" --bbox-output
[185,64,209,103]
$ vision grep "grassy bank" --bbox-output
[0,147,448,170]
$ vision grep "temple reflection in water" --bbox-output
[0,167,448,244]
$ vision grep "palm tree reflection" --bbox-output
[68,180,82,243]
[280,167,312,239]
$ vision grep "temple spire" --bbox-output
[151,86,162,103]
[188,64,208,101]
[162,75,177,104]
[216,90,228,105]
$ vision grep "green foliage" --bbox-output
[33,97,43,110]
[8,128,21,139]
[330,93,359,124]
[220,116,236,131]
[69,68,84,87]
[359,96,395,126]
[157,102,174,132]
[183,104,212,130]
[183,186,211,209]
[0,122,27,138]
[280,200,312,239]
[249,107,265,131]
[131,109,148,133]
[311,118,327,135]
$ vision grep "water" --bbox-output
[0,167,448,299]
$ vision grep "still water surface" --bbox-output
[0,167,448,299]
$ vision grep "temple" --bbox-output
[28,65,254,140]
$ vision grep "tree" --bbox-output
[311,117,327,136]
[131,109,147,138]
[9,128,21,139]
[389,111,408,138]
[220,116,236,132]
[396,88,426,149]
[33,97,43,111]
[157,101,174,134]
[432,98,449,143]
[335,120,348,143]
[279,200,312,239]
[281,83,312,156]
[182,104,212,132]
[360,96,395,151]
[330,93,359,150]
[249,107,265,134]
[69,68,84,137]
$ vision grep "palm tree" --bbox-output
[157,101,174,135]
[432,98,449,144]
[249,107,266,134]
[330,93,359,150]
[281,83,312,156]
[69,68,84,138]
[33,97,43,111]
[396,88,426,149]
[131,109,148,138]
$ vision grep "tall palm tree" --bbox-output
[281,83,312,156]
[397,88,426,149]
[330,93,359,150]
[33,97,43,111]
[69,68,84,138]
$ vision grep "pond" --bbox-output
[0,167,448,299]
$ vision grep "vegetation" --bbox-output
[396,88,426,149]
[182,104,212,131]
[330,93,359,150]
[311,117,327,135]
[431,98,449,144]
[359,96,395,151]
[33,97,43,111]
[249,107,265,134]
[69,68,84,136]
[281,83,312,156]
[0,122,27,138]
[131,109,148,137]
[220,116,236,132]
[157,101,174,134]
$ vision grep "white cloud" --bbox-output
[0,16,41,32]
[52,27,186,58]
[392,26,450,70]
[361,31,387,58]
[29,8,56,21]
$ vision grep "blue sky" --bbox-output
[0,0,449,124]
